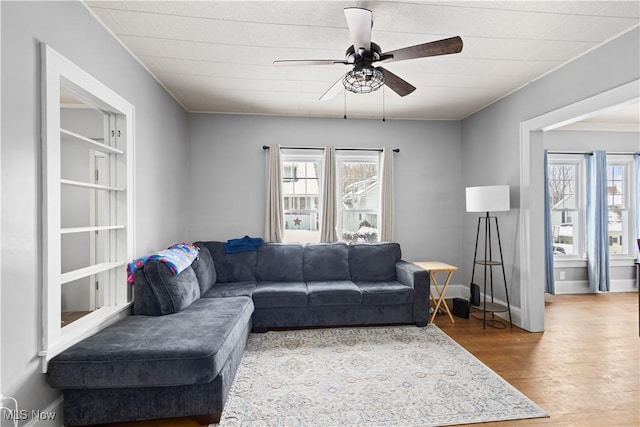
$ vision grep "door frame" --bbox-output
[518,79,639,332]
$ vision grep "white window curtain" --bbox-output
[320,146,338,242]
[379,147,395,242]
[586,150,610,292]
[264,144,284,242]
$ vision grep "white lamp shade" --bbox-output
[466,185,510,212]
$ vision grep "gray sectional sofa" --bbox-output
[48,241,430,426]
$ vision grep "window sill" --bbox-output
[553,257,587,268]
[38,302,133,372]
[554,256,636,268]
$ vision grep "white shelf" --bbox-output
[61,225,125,235]
[60,178,125,192]
[60,128,124,155]
[61,261,124,284]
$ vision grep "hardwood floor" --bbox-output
[438,292,640,427]
[109,293,639,427]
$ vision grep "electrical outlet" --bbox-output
[559,271,566,280]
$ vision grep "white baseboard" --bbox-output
[555,280,591,294]
[23,396,63,427]
[611,279,638,292]
[555,279,638,294]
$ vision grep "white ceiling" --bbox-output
[555,102,640,132]
[84,1,640,120]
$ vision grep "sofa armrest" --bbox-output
[396,261,430,327]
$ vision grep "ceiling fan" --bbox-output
[273,7,463,101]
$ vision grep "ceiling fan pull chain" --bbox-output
[382,86,386,122]
[344,89,347,120]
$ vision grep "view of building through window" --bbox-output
[607,164,627,254]
[282,160,320,243]
[339,161,379,242]
[281,155,381,243]
[548,163,578,255]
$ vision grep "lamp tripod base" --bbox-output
[470,308,508,329]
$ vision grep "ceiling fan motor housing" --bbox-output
[345,42,382,66]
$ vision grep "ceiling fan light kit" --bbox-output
[273,7,463,102]
[343,66,385,94]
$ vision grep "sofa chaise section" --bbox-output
[48,259,254,426]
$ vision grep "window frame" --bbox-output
[280,151,322,243]
[606,154,636,258]
[336,152,381,243]
[40,44,135,371]
[547,154,586,260]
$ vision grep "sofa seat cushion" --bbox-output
[202,281,256,298]
[307,281,362,306]
[252,282,308,308]
[303,243,350,282]
[356,281,414,305]
[349,242,401,282]
[256,243,305,282]
[48,297,254,389]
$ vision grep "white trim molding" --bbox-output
[40,44,136,371]
[519,79,640,332]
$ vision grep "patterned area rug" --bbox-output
[219,325,547,426]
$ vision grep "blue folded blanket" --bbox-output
[224,236,265,254]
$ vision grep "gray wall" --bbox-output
[461,27,640,309]
[1,1,189,422]
[187,114,463,265]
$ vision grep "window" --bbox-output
[338,155,380,242]
[41,45,135,370]
[282,158,320,243]
[606,156,635,255]
[547,157,584,257]
[548,153,637,260]
[280,151,382,243]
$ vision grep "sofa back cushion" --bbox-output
[256,243,304,282]
[192,243,217,294]
[349,242,401,282]
[303,242,350,281]
[139,261,200,315]
[202,241,257,283]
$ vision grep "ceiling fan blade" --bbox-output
[344,7,372,52]
[379,36,463,63]
[273,59,349,67]
[376,67,416,97]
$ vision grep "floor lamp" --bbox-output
[466,185,512,329]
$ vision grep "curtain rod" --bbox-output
[547,150,638,155]
[262,145,399,153]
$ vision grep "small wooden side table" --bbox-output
[414,261,458,324]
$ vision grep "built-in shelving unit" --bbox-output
[40,44,135,372]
